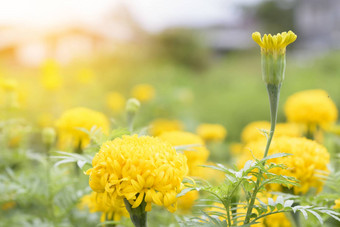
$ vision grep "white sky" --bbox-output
[0,0,261,31]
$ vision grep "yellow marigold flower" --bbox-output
[333,199,340,209]
[196,123,227,142]
[106,92,126,113]
[284,89,338,129]
[241,121,302,143]
[252,31,297,55]
[86,135,188,213]
[80,192,129,222]
[252,31,296,85]
[150,119,184,136]
[131,84,155,102]
[158,131,209,176]
[41,59,62,91]
[238,137,330,194]
[178,190,199,213]
[56,107,110,149]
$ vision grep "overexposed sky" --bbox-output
[0,0,261,31]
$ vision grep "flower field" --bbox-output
[1,28,340,227]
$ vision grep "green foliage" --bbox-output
[180,153,340,226]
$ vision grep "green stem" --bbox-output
[244,83,281,224]
[127,112,135,132]
[263,83,280,158]
[124,198,147,227]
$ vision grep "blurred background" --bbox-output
[1,0,340,141]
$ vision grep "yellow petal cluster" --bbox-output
[149,118,184,136]
[158,131,209,176]
[80,192,129,222]
[252,31,297,55]
[238,137,329,194]
[106,92,126,113]
[131,84,155,102]
[196,123,227,142]
[241,121,302,144]
[56,107,110,149]
[284,89,338,129]
[86,135,188,213]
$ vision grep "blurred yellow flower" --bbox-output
[178,190,199,213]
[284,90,338,129]
[238,137,329,194]
[196,123,227,142]
[241,121,302,144]
[80,192,128,222]
[76,68,95,84]
[333,199,340,209]
[86,135,188,213]
[106,92,126,113]
[131,84,155,102]
[150,118,184,136]
[158,131,209,176]
[56,107,109,149]
[41,59,62,91]
[252,31,297,55]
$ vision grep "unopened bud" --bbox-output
[126,98,141,115]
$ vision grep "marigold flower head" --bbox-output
[80,192,129,222]
[241,121,302,144]
[284,89,338,128]
[131,84,155,102]
[150,118,184,136]
[106,92,126,113]
[56,107,110,149]
[238,137,330,194]
[158,131,209,176]
[252,31,297,55]
[196,123,227,142]
[86,135,188,213]
[252,31,296,85]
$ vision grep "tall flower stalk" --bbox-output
[244,31,297,224]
